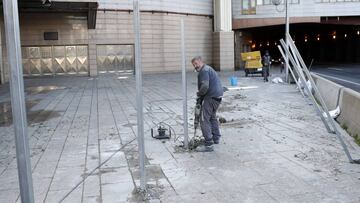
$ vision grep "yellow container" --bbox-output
[241,51,263,69]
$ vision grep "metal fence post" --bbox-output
[133,0,146,191]
[181,19,189,149]
[285,0,290,83]
[3,0,35,202]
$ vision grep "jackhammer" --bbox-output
[189,97,203,149]
[194,97,202,134]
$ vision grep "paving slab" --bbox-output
[1,71,360,202]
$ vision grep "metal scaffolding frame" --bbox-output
[277,45,305,98]
[278,41,333,134]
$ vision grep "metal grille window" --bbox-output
[22,45,88,76]
[96,45,134,74]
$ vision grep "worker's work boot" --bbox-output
[195,145,214,152]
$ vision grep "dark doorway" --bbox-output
[239,23,360,66]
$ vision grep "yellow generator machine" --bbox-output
[241,51,263,77]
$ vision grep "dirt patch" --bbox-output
[0,101,12,127]
[128,184,164,202]
[282,103,304,110]
[218,105,237,113]
[25,86,67,95]
[123,145,168,198]
[290,115,306,121]
[0,100,62,127]
[123,145,150,168]
[294,149,345,177]
[82,168,118,178]
[294,152,308,160]
[122,145,169,201]
[234,94,247,100]
[28,110,61,125]
[123,123,136,128]
[220,118,255,128]
[218,93,254,114]
[132,164,165,181]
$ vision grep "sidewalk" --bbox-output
[1,71,360,202]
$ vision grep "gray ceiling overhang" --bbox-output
[2,0,98,29]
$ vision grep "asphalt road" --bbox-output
[311,64,360,93]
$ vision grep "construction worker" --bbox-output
[191,56,223,152]
[262,50,271,82]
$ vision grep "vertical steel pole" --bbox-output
[3,0,35,202]
[181,19,188,149]
[133,0,146,191]
[285,0,290,83]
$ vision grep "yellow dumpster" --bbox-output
[241,51,263,77]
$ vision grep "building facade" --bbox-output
[232,0,360,68]
[0,0,237,84]
[2,0,360,83]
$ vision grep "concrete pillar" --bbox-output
[234,31,252,70]
[88,29,97,77]
[213,0,234,71]
[234,31,242,70]
[0,20,4,84]
[0,18,9,84]
[212,32,234,71]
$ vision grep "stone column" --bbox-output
[213,0,234,71]
[88,28,97,77]
[0,18,9,84]
[0,19,4,84]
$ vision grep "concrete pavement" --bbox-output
[1,71,360,202]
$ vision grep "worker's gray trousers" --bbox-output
[200,98,221,146]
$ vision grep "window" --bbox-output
[242,0,256,14]
[244,0,301,14]
[257,0,300,5]
[317,0,359,2]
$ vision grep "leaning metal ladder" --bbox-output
[277,45,305,98]
[277,33,359,164]
[278,39,333,134]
